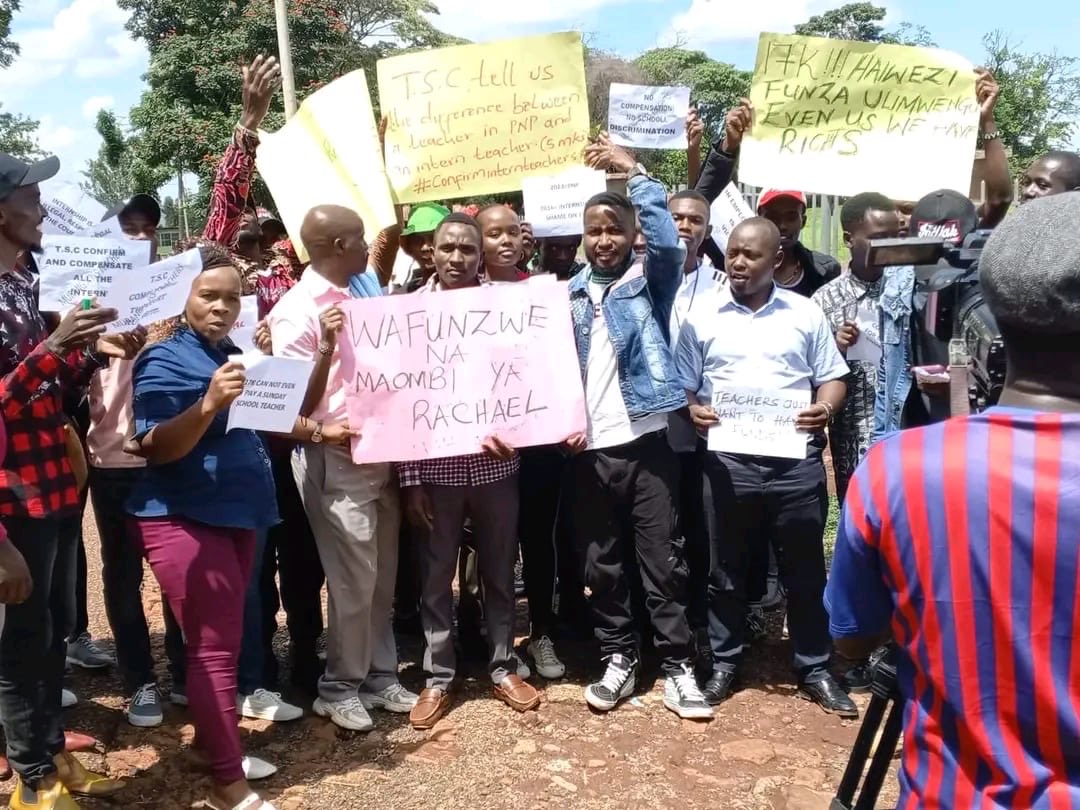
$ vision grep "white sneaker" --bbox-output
[61,688,78,708]
[514,652,531,680]
[241,755,278,780]
[357,683,419,714]
[238,689,303,722]
[527,636,566,680]
[663,665,714,720]
[313,696,373,731]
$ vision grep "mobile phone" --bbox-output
[912,364,950,383]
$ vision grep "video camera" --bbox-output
[867,231,1006,413]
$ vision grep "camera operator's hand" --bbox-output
[835,321,860,355]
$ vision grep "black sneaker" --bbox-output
[663,665,713,720]
[584,654,636,712]
[840,661,873,693]
[799,674,859,718]
[702,670,738,705]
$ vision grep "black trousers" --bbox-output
[571,432,691,672]
[88,466,185,690]
[260,445,325,671]
[703,443,832,678]
[518,445,566,638]
[676,446,710,631]
[0,516,76,786]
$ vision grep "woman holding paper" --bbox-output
[124,247,352,810]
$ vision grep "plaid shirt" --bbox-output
[397,276,519,487]
[0,266,103,518]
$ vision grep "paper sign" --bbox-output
[377,32,590,203]
[227,351,314,434]
[229,296,259,352]
[41,182,107,236]
[257,70,396,263]
[707,387,811,459]
[104,248,203,331]
[710,183,756,251]
[607,83,691,150]
[79,216,123,240]
[37,236,152,312]
[522,167,608,237]
[846,299,882,364]
[739,33,979,200]
[339,280,586,462]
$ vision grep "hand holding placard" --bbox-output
[707,387,811,459]
[225,352,315,434]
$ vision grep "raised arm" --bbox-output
[972,69,1013,229]
[694,98,752,204]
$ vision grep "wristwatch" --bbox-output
[317,340,333,357]
[626,162,648,181]
[978,130,1000,145]
[311,422,324,444]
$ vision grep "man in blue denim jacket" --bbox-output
[562,134,711,721]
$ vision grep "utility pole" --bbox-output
[274,0,298,118]
[177,156,190,241]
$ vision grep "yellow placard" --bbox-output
[377,32,590,203]
[739,33,979,202]
[256,70,397,263]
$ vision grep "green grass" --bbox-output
[824,496,840,566]
[803,206,850,266]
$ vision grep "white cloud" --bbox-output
[663,0,864,47]
[81,95,115,120]
[0,0,146,101]
[37,117,79,153]
[424,0,638,40]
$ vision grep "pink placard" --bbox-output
[339,280,586,463]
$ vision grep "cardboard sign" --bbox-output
[339,280,586,462]
[607,83,691,150]
[105,249,203,331]
[227,351,314,434]
[522,167,608,237]
[41,182,107,236]
[739,33,979,200]
[707,387,811,459]
[377,32,590,203]
[710,183,756,251]
[37,236,152,312]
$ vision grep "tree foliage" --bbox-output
[0,104,39,160]
[794,3,934,46]
[0,0,18,69]
[81,110,172,208]
[983,31,1080,174]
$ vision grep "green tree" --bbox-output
[0,0,19,69]
[0,104,39,159]
[117,0,460,222]
[983,31,1080,174]
[794,2,934,46]
[81,109,171,208]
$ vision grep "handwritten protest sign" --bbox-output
[257,70,396,263]
[226,352,313,434]
[378,32,590,203]
[339,281,585,463]
[105,249,202,331]
[739,33,979,201]
[710,183,756,251]
[522,167,608,237]
[41,182,107,236]
[229,297,259,352]
[707,387,811,459]
[607,83,691,150]
[37,236,152,312]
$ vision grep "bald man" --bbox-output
[269,205,418,731]
[1019,150,1080,204]
[675,218,856,716]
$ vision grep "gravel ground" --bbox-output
[0,495,900,810]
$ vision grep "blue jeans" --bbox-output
[238,528,268,696]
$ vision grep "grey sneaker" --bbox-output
[66,633,114,670]
[663,665,713,720]
[513,652,531,680]
[127,684,163,728]
[358,683,419,714]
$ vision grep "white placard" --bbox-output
[41,182,107,236]
[707,387,811,459]
[79,216,123,240]
[710,183,756,251]
[37,236,152,312]
[607,83,691,150]
[846,299,882,364]
[522,167,608,238]
[229,296,259,352]
[226,351,314,434]
[104,248,203,331]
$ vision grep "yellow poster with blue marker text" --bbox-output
[377,32,590,203]
[738,33,979,201]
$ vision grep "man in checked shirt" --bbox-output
[0,152,144,808]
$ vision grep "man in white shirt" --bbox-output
[676,217,857,718]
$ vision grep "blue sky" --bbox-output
[1,0,1076,196]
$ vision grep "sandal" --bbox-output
[204,793,276,810]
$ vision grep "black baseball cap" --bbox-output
[909,189,978,244]
[0,153,60,201]
[105,193,162,226]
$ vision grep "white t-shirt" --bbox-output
[585,280,668,451]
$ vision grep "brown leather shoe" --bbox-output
[493,674,540,712]
[409,687,450,730]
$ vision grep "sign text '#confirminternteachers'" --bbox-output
[377,32,590,203]
[739,33,979,201]
[339,281,585,463]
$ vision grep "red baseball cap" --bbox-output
[757,189,806,212]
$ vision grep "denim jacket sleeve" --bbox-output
[629,174,686,324]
